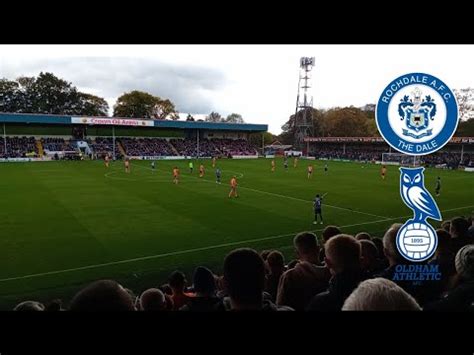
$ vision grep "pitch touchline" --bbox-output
[0,218,390,282]
[1,204,473,283]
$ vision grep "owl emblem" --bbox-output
[397,167,441,262]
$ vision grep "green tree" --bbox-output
[154,98,178,120]
[324,106,371,137]
[77,93,109,116]
[0,79,23,112]
[0,72,109,116]
[206,111,223,122]
[225,113,245,123]
[113,90,160,119]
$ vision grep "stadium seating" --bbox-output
[0,136,38,158]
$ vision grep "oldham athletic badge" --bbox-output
[376,73,459,262]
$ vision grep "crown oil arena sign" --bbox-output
[71,117,154,127]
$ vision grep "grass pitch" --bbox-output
[0,158,473,309]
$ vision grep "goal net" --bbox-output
[381,153,421,167]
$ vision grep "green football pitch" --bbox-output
[0,158,473,309]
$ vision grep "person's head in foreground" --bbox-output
[455,245,474,282]
[139,288,166,311]
[69,280,135,311]
[223,248,265,310]
[324,234,361,276]
[342,278,421,311]
[294,231,320,264]
[192,266,217,297]
[382,223,403,266]
[14,301,45,311]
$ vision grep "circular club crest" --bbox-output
[396,221,438,262]
[376,73,458,156]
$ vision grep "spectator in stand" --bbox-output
[441,220,451,233]
[424,245,474,311]
[469,212,474,238]
[377,223,434,305]
[168,271,192,311]
[265,251,286,301]
[223,248,292,311]
[13,301,45,311]
[138,288,167,311]
[45,299,63,311]
[360,239,382,277]
[181,266,220,311]
[277,232,330,311]
[428,229,456,296]
[450,217,472,255]
[319,225,342,261]
[69,280,135,311]
[342,278,421,311]
[371,237,388,268]
[355,232,371,241]
[307,234,365,311]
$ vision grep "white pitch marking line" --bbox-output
[2,204,473,283]
[130,162,390,219]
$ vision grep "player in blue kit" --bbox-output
[216,167,222,184]
[313,194,324,225]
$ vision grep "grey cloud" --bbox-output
[0,57,226,114]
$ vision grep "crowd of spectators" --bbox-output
[311,143,474,168]
[169,138,258,157]
[0,136,38,158]
[41,137,76,152]
[120,138,176,157]
[12,215,474,311]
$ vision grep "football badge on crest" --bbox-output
[376,73,459,262]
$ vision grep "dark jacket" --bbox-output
[276,261,330,311]
[306,269,366,311]
[180,296,221,311]
[423,280,474,311]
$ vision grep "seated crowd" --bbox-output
[41,137,76,152]
[119,138,176,157]
[0,136,38,158]
[13,215,474,311]
[311,144,473,168]
[169,138,258,157]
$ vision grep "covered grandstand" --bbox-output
[0,113,268,161]
[304,136,474,171]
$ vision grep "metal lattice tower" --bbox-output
[294,57,315,150]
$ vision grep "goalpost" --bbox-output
[381,152,421,167]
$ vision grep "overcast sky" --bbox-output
[0,45,473,134]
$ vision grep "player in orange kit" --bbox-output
[173,166,180,184]
[229,176,238,198]
[307,164,313,179]
[199,164,205,178]
[104,154,110,168]
[271,159,275,172]
[381,165,387,180]
[124,157,130,173]
[212,157,216,168]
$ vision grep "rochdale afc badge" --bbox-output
[376,73,459,156]
[376,73,458,262]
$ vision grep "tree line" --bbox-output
[0,72,246,124]
[1,72,472,137]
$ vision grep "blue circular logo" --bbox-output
[376,73,459,156]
